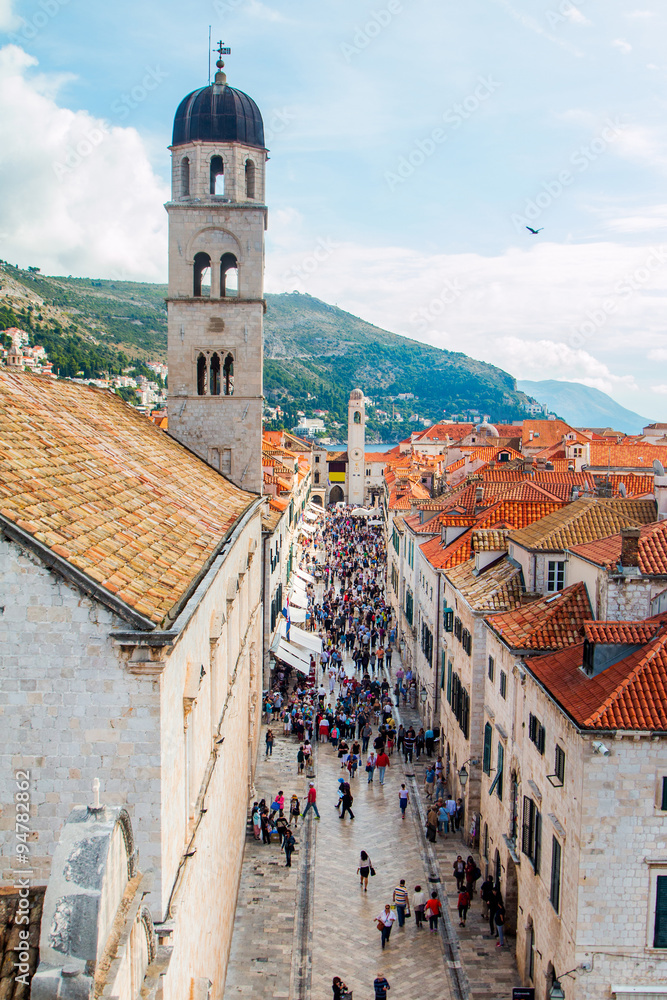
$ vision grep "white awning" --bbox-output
[288,591,309,609]
[303,509,319,521]
[273,639,311,675]
[308,503,325,517]
[298,521,315,534]
[280,620,322,653]
[285,605,308,623]
[295,568,315,584]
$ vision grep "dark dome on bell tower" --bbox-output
[172,83,265,148]
[172,46,264,148]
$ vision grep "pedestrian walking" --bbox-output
[332,976,350,999]
[398,784,409,819]
[488,887,500,938]
[413,885,426,929]
[297,746,305,773]
[374,974,390,999]
[340,784,355,820]
[495,899,506,947]
[425,892,442,932]
[453,855,466,890]
[301,783,321,819]
[376,905,396,949]
[426,804,438,842]
[480,874,494,920]
[392,879,409,927]
[424,765,435,799]
[458,887,470,926]
[289,794,300,828]
[366,752,376,783]
[445,795,457,831]
[358,850,372,890]
[252,804,261,840]
[283,829,296,867]
[376,749,390,785]
[265,728,274,756]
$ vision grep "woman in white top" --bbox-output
[413,885,427,929]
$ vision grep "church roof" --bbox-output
[172,82,265,148]
[0,371,257,628]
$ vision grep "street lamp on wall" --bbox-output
[420,686,428,704]
[457,758,480,788]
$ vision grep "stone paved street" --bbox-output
[225,650,520,1000]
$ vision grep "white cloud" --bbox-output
[648,349,667,361]
[0,0,18,31]
[563,7,591,25]
[0,45,168,280]
[612,38,633,54]
[651,385,667,395]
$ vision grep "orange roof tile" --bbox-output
[0,371,256,626]
[569,518,667,575]
[525,636,667,731]
[486,582,592,652]
[365,452,389,463]
[509,498,656,551]
[445,555,524,612]
[584,620,665,644]
[588,442,667,468]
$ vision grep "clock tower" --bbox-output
[347,388,366,506]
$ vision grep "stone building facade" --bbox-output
[0,371,264,1000]
[166,56,268,494]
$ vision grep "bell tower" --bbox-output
[166,45,267,493]
[347,388,366,505]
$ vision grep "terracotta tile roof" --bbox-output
[365,452,388,463]
[0,371,256,626]
[522,419,579,448]
[445,555,524,612]
[569,519,667,575]
[415,422,474,441]
[525,636,667,731]
[588,442,667,468]
[486,582,592,652]
[509,498,656,551]
[472,528,510,552]
[584,620,665,644]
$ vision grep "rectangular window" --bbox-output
[488,656,494,682]
[440,650,446,690]
[655,875,667,948]
[448,671,469,738]
[443,608,454,632]
[392,527,400,553]
[461,628,472,656]
[661,777,667,811]
[522,797,542,873]
[488,741,504,799]
[483,723,493,775]
[528,713,546,754]
[547,560,565,592]
[550,837,562,913]
[446,661,452,703]
[454,616,462,641]
[405,588,414,626]
[500,671,507,699]
[555,745,566,784]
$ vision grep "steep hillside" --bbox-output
[0,264,534,436]
[518,380,652,436]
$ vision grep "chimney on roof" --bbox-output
[520,592,542,605]
[620,526,641,571]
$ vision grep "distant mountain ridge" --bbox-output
[0,267,536,438]
[518,379,653,436]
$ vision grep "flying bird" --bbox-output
[526,226,543,234]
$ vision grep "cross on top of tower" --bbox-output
[214,40,231,86]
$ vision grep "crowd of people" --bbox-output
[252,502,509,999]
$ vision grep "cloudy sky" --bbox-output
[1,0,667,417]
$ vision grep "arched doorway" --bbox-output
[311,494,323,507]
[329,485,344,504]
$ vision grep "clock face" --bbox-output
[352,449,361,460]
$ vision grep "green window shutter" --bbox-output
[496,742,504,801]
[483,724,492,775]
[655,876,667,948]
[662,777,667,811]
[550,837,562,913]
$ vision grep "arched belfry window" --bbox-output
[245,159,256,199]
[194,252,211,297]
[353,410,361,424]
[197,353,207,395]
[220,253,238,298]
[223,353,234,396]
[181,156,190,197]
[210,155,224,196]
[210,352,221,395]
